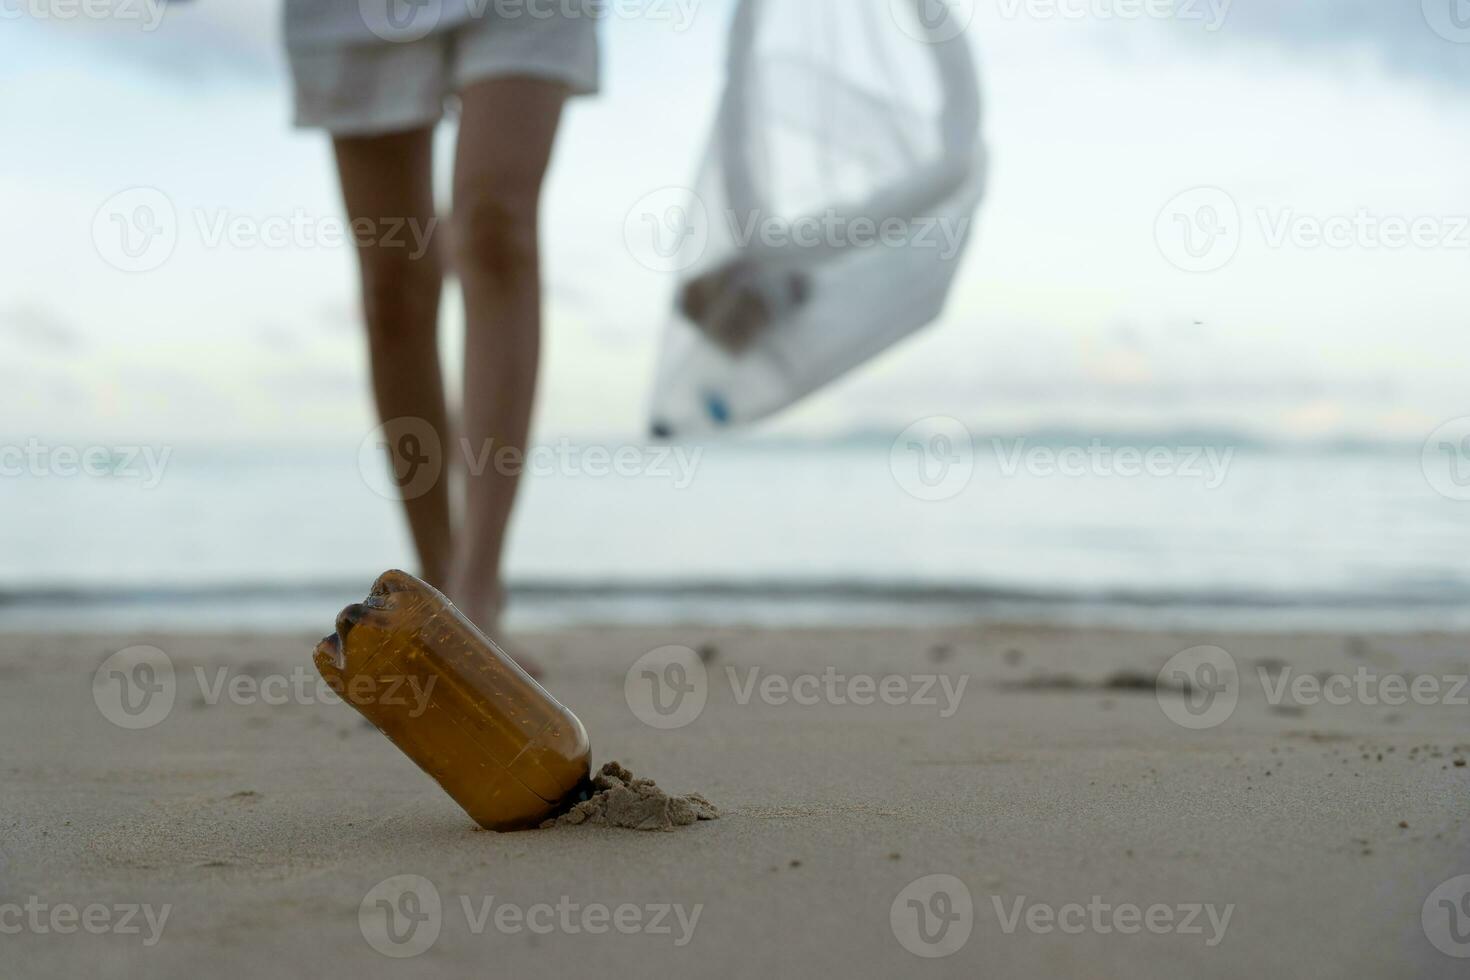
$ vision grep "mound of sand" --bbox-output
[542,762,720,832]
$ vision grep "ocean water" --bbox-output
[2,437,1466,632]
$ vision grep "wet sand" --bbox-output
[2,624,1468,978]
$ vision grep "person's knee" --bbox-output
[359,251,442,345]
[452,189,538,286]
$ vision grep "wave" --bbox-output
[2,576,1463,610]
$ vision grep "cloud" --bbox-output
[254,323,303,352]
[1185,0,1470,90]
[25,0,284,82]
[48,0,1470,96]
[0,307,83,352]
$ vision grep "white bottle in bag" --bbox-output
[648,0,987,437]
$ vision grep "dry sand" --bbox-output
[2,624,1468,978]
[540,762,720,830]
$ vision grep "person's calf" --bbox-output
[450,191,538,296]
[359,253,443,349]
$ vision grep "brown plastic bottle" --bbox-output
[312,570,591,831]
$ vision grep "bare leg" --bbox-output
[447,78,568,650]
[332,127,453,588]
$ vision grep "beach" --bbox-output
[3,622,1468,978]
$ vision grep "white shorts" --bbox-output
[287,11,600,135]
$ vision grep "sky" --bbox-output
[2,0,1468,446]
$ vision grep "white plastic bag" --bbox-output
[648,0,987,437]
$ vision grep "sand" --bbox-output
[2,623,1468,978]
[540,762,720,831]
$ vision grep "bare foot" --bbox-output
[446,577,544,680]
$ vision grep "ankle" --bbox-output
[420,562,452,593]
[448,573,504,631]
